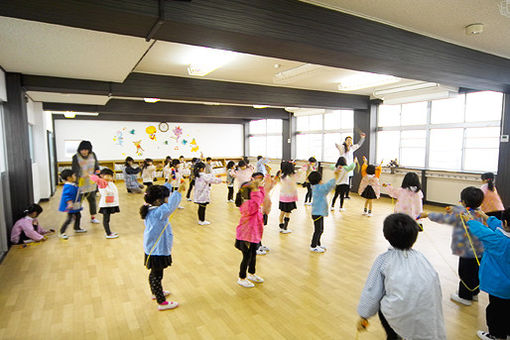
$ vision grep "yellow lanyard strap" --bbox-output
[459,214,481,266]
[145,210,176,267]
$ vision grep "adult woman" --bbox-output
[335,131,365,199]
[72,140,100,224]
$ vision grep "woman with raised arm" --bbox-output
[335,131,365,199]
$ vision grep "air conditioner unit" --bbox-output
[373,82,458,104]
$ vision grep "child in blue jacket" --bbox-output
[141,181,186,311]
[58,169,85,239]
[466,210,510,340]
[307,168,340,253]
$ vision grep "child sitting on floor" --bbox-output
[10,204,54,244]
[357,213,446,340]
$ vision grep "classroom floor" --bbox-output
[0,183,488,339]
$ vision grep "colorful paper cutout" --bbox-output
[133,140,144,156]
[146,126,157,141]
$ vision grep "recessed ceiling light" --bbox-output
[187,47,237,76]
[274,64,281,69]
[465,23,484,35]
[338,72,400,91]
[144,98,160,103]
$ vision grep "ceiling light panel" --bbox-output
[186,46,238,76]
[338,72,400,91]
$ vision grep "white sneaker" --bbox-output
[247,274,264,283]
[305,202,312,206]
[177,206,184,209]
[330,206,335,211]
[186,198,192,201]
[280,228,292,234]
[105,233,119,239]
[158,301,179,311]
[59,233,69,240]
[256,248,267,256]
[476,330,498,340]
[473,294,479,301]
[74,228,87,233]
[237,278,255,288]
[367,213,373,217]
[90,218,101,224]
[152,290,171,300]
[318,245,327,250]
[198,220,211,225]
[310,246,325,253]
[362,211,368,216]
[229,199,235,203]
[261,245,270,252]
[339,208,346,212]
[450,293,472,306]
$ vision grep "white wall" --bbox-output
[0,69,6,102]
[54,120,244,161]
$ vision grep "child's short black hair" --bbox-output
[336,157,347,167]
[257,155,263,160]
[125,156,134,166]
[206,157,212,161]
[100,168,114,176]
[140,185,171,219]
[238,160,247,167]
[24,203,43,216]
[251,172,264,179]
[235,182,252,207]
[226,160,235,169]
[179,155,184,159]
[171,159,180,167]
[460,186,484,209]
[308,157,317,163]
[383,213,419,250]
[366,164,376,175]
[308,171,322,185]
[60,169,74,181]
[401,172,421,192]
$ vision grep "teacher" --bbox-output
[72,140,101,224]
[335,131,366,199]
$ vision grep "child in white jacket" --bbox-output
[193,162,222,225]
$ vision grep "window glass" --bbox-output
[324,112,341,130]
[465,91,503,122]
[401,102,427,126]
[249,136,266,157]
[266,135,282,159]
[249,119,266,134]
[431,95,465,124]
[340,110,354,129]
[296,133,322,160]
[376,131,400,165]
[308,115,323,131]
[464,127,500,149]
[323,133,341,162]
[378,104,400,127]
[464,149,499,172]
[266,119,282,134]
[429,128,463,170]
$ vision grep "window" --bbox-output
[248,119,282,158]
[28,124,35,162]
[377,91,502,172]
[295,110,353,161]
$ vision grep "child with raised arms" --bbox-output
[357,213,446,340]
[358,157,382,217]
[193,162,222,225]
[383,172,424,229]
[141,182,186,311]
[330,156,357,211]
[278,161,299,234]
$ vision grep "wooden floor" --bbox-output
[0,184,488,339]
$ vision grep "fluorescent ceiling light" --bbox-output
[273,64,321,84]
[253,105,268,109]
[187,47,237,76]
[338,72,400,91]
[64,112,76,118]
[374,82,439,96]
[53,111,99,118]
[144,97,160,103]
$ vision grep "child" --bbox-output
[256,155,268,175]
[330,156,357,211]
[58,169,85,239]
[421,186,485,306]
[464,211,510,340]
[480,172,505,220]
[193,162,222,225]
[358,157,382,217]
[383,172,424,228]
[357,213,446,340]
[278,161,299,234]
[205,157,213,174]
[89,168,120,239]
[169,159,184,209]
[233,160,254,191]
[235,178,265,288]
[141,158,157,187]
[308,168,340,253]
[186,157,199,201]
[163,156,172,182]
[123,157,144,193]
[10,204,54,244]
[226,161,236,203]
[252,170,274,255]
[302,157,318,206]
[141,182,186,311]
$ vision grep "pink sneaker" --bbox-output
[158,301,179,311]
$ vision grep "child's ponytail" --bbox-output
[235,182,252,207]
[481,172,495,191]
[23,204,43,217]
[140,204,150,219]
[139,185,170,219]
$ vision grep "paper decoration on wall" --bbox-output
[174,146,179,150]
[163,141,169,145]
[190,138,197,146]
[191,145,199,152]
[133,140,144,156]
[181,139,188,145]
[129,129,136,135]
[158,122,169,132]
[172,126,183,143]
[113,129,124,146]
[189,138,199,152]
[121,152,126,156]
[146,126,157,141]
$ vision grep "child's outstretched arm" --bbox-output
[361,158,368,178]
[465,218,499,249]
[89,174,108,189]
[358,254,385,323]
[375,162,383,178]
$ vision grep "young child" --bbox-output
[383,172,424,229]
[141,182,186,311]
[10,204,54,244]
[89,168,120,239]
[421,186,485,306]
[226,161,236,203]
[233,160,254,191]
[256,155,268,175]
[142,158,157,187]
[169,159,184,209]
[330,156,357,211]
[186,157,199,201]
[205,157,213,174]
[278,161,299,234]
[480,172,505,220]
[235,178,265,288]
[123,157,144,193]
[464,211,510,340]
[302,157,318,206]
[58,169,85,239]
[308,168,340,253]
[193,162,222,225]
[252,170,274,256]
[357,213,446,340]
[358,157,382,217]
[163,156,172,182]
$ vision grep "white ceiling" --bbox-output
[301,0,510,59]
[134,41,420,95]
[0,16,151,82]
[26,91,110,105]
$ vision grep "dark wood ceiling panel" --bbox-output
[53,114,246,124]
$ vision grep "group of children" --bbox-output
[12,145,510,339]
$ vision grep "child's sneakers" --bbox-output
[237,278,255,288]
[367,211,373,217]
[90,218,101,224]
[260,245,270,252]
[318,245,327,251]
[59,233,69,240]
[186,198,192,201]
[279,228,292,234]
[177,206,184,209]
[330,206,335,211]
[339,208,346,212]
[152,290,171,300]
[74,228,87,233]
[362,210,368,216]
[256,248,267,256]
[310,246,325,253]
[304,202,312,206]
[476,330,499,340]
[105,232,119,239]
[247,274,264,283]
[450,292,472,306]
[158,300,179,311]
[198,220,211,226]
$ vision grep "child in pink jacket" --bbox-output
[252,167,275,255]
[383,172,424,230]
[11,204,54,244]
[234,176,265,288]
